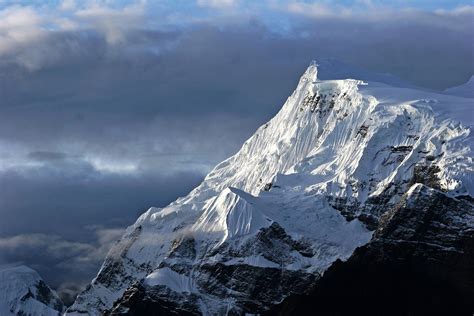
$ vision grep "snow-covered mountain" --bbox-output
[0,265,64,316]
[67,61,473,315]
[444,75,474,98]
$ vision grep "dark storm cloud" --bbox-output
[0,163,204,239]
[3,16,472,161]
[0,1,472,302]
[27,151,71,161]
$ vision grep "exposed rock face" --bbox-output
[107,284,200,316]
[270,185,474,315]
[67,62,473,315]
[0,266,64,316]
[107,264,319,316]
[105,221,321,315]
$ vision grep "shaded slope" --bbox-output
[270,185,474,315]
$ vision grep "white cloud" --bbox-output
[286,1,346,18]
[0,227,125,270]
[284,1,474,23]
[0,6,47,55]
[0,2,147,69]
[0,6,72,69]
[435,5,474,16]
[86,157,139,175]
[74,3,146,44]
[282,0,410,21]
[60,0,77,11]
[197,0,238,9]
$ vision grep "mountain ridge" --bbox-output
[67,61,473,315]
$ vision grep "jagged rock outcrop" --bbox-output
[67,61,473,315]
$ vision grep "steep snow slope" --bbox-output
[68,62,473,315]
[444,75,474,98]
[0,265,64,316]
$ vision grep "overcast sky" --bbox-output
[0,0,473,304]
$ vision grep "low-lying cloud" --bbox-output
[0,227,124,304]
[0,162,204,239]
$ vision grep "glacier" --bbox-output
[67,61,473,315]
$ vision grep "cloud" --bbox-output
[0,163,205,238]
[435,5,474,16]
[0,227,125,304]
[197,0,239,9]
[60,0,76,12]
[0,2,150,70]
[0,6,44,51]
[0,234,95,263]
[27,151,71,162]
[0,6,49,69]
[283,1,474,27]
[285,1,352,18]
[74,2,146,44]
[56,282,83,306]
[0,2,471,86]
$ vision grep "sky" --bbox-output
[0,0,473,305]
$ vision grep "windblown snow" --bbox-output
[68,61,473,315]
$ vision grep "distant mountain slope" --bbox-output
[67,61,473,315]
[0,265,64,316]
[444,75,474,98]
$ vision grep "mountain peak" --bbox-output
[67,61,473,315]
[300,60,318,83]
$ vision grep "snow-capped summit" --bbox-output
[67,61,473,315]
[0,265,64,316]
